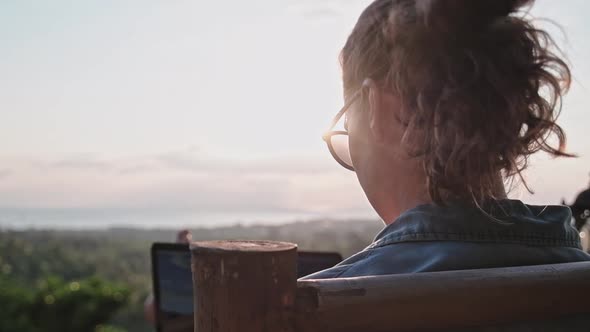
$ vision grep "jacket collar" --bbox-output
[370,200,581,249]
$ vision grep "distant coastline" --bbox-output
[0,207,378,230]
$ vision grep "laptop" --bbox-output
[151,242,342,332]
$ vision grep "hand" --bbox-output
[176,229,192,244]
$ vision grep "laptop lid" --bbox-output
[151,242,342,332]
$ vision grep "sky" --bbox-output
[0,0,589,228]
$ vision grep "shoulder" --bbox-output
[299,243,435,279]
[299,249,376,280]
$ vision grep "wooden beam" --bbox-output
[294,262,590,332]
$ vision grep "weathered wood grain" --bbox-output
[191,240,298,332]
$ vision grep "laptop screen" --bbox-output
[151,243,342,332]
[156,249,194,315]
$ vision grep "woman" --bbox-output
[304,0,590,279]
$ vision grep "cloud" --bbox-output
[116,174,295,212]
[0,169,12,179]
[117,163,159,175]
[0,146,586,227]
[154,150,335,175]
[50,155,113,172]
[296,7,341,19]
[0,143,587,216]
[30,148,336,176]
[0,149,368,215]
[287,0,354,19]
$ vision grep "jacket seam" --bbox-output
[371,232,580,249]
[332,249,376,278]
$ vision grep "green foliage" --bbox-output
[31,276,129,332]
[0,275,129,332]
[0,219,381,331]
[0,230,153,332]
[94,325,129,332]
[0,276,36,332]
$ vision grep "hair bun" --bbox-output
[417,0,532,33]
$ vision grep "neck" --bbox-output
[378,192,431,226]
[366,161,432,225]
[367,166,507,226]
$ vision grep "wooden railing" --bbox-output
[191,240,590,332]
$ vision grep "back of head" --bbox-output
[342,0,572,205]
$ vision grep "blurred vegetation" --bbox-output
[0,218,381,331]
[0,274,129,332]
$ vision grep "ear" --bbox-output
[364,79,387,144]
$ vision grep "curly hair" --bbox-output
[341,0,574,205]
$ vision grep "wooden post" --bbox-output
[191,240,297,332]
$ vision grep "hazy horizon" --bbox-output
[0,206,381,230]
[1,0,589,229]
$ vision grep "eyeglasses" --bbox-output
[322,89,362,171]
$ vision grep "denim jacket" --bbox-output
[302,200,590,279]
